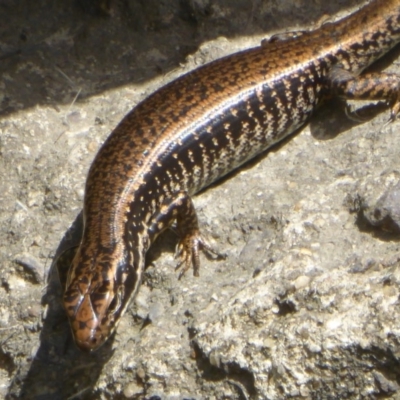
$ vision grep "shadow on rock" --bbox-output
[8,212,115,400]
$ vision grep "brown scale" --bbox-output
[62,0,400,351]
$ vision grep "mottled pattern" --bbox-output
[62,0,400,351]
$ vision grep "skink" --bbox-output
[61,0,400,351]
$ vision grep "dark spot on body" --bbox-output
[159,115,168,124]
[79,275,90,284]
[212,83,224,92]
[78,321,87,329]
[179,105,192,117]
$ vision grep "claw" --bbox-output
[174,231,226,279]
[344,103,368,123]
[390,98,400,122]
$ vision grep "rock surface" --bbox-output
[2,0,400,399]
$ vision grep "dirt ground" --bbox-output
[3,0,400,399]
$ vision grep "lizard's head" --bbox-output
[62,245,139,351]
